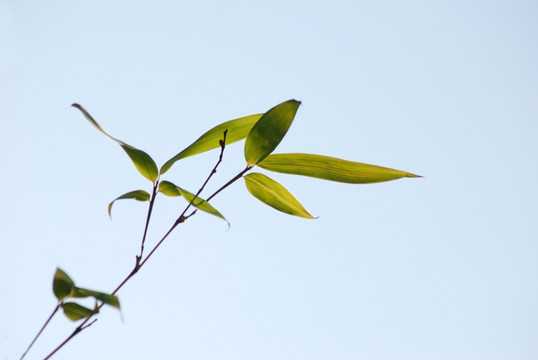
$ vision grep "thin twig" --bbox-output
[139,181,160,262]
[41,131,231,360]
[20,304,60,360]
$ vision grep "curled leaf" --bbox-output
[243,172,314,219]
[72,104,159,183]
[244,100,301,165]
[259,153,421,184]
[161,113,263,174]
[61,302,96,321]
[108,190,151,217]
[53,268,75,301]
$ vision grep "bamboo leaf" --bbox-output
[161,113,263,174]
[176,186,229,226]
[158,180,182,197]
[72,288,120,309]
[61,302,96,321]
[108,190,151,217]
[53,268,75,301]
[259,153,421,184]
[243,173,314,219]
[72,103,159,183]
[244,100,301,165]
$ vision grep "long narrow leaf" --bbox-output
[161,113,263,174]
[72,288,120,309]
[244,100,300,165]
[244,173,314,219]
[160,182,228,225]
[259,153,421,184]
[72,104,159,182]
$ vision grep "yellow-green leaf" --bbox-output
[244,100,301,165]
[61,302,96,321]
[53,268,75,301]
[160,182,228,225]
[259,153,421,184]
[161,113,263,174]
[72,288,120,309]
[243,172,314,219]
[108,190,151,217]
[72,103,159,183]
[158,180,182,197]
[177,187,229,226]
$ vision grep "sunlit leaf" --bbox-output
[243,172,314,219]
[61,302,96,321]
[158,180,182,197]
[72,288,120,309]
[53,268,75,301]
[175,186,229,226]
[161,113,263,174]
[120,145,159,183]
[244,100,301,165]
[72,103,159,182]
[259,153,421,184]
[108,190,151,217]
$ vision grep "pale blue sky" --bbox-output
[2,1,537,359]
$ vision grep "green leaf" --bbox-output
[243,172,314,219]
[72,103,159,183]
[53,268,75,301]
[120,145,159,183]
[108,190,151,217]
[72,288,120,309]
[244,100,301,165]
[259,153,421,184]
[161,113,263,174]
[158,180,182,197]
[61,302,96,321]
[175,185,229,225]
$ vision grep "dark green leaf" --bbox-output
[72,103,159,183]
[72,288,120,309]
[53,268,75,301]
[158,180,182,197]
[61,302,96,321]
[243,172,314,219]
[161,113,263,174]
[244,100,300,165]
[108,190,151,217]
[259,153,421,184]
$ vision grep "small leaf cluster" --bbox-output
[53,268,119,321]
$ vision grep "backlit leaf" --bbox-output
[53,268,75,301]
[108,190,151,217]
[176,186,229,226]
[244,100,300,165]
[72,103,159,182]
[61,302,96,321]
[161,113,263,174]
[243,172,314,219]
[158,180,182,197]
[72,288,120,309]
[259,153,421,184]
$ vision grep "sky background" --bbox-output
[1,1,537,359]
